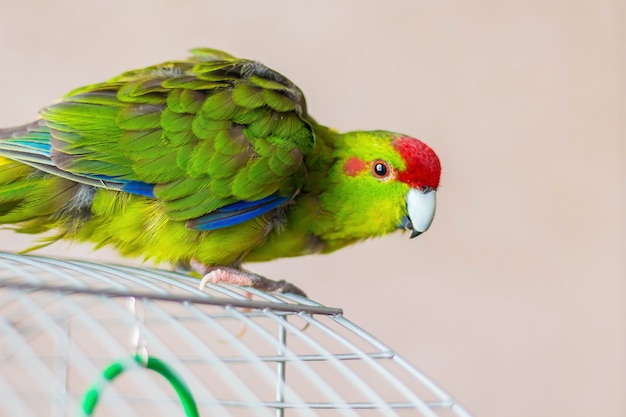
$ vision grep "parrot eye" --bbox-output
[371,160,391,179]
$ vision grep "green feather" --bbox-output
[207,152,250,178]
[191,114,230,140]
[186,138,216,177]
[269,150,302,176]
[162,76,229,91]
[231,107,266,126]
[262,89,297,112]
[166,129,197,148]
[231,84,265,109]
[189,47,236,61]
[120,129,163,152]
[117,104,164,130]
[213,127,252,156]
[248,75,289,91]
[166,89,206,114]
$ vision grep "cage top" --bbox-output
[0,251,472,417]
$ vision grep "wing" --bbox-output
[0,48,315,230]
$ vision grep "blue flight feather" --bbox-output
[212,198,279,212]
[121,181,156,198]
[85,174,155,198]
[188,195,289,231]
[10,139,52,154]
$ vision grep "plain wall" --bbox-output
[0,1,624,416]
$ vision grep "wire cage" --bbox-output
[0,251,473,417]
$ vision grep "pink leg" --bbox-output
[191,261,307,297]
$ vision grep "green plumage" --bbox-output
[0,48,441,285]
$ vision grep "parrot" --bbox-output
[0,48,440,297]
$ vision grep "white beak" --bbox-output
[406,188,437,238]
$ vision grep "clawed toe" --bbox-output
[264,279,307,297]
[194,263,307,297]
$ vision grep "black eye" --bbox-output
[371,160,391,179]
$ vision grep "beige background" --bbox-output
[0,1,623,416]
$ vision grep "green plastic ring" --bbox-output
[79,354,199,417]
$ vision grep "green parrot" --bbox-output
[0,48,440,296]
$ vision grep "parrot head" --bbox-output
[321,131,440,242]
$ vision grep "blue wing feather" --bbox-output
[10,139,52,154]
[187,195,290,231]
[120,181,156,197]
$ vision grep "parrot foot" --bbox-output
[192,262,307,298]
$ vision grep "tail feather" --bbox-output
[0,120,139,193]
[0,121,69,229]
[0,155,87,236]
[0,120,47,139]
[0,120,54,165]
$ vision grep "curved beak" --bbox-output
[403,188,437,238]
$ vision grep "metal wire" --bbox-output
[0,251,474,417]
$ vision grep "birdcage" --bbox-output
[0,251,473,417]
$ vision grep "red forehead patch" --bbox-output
[392,136,441,189]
